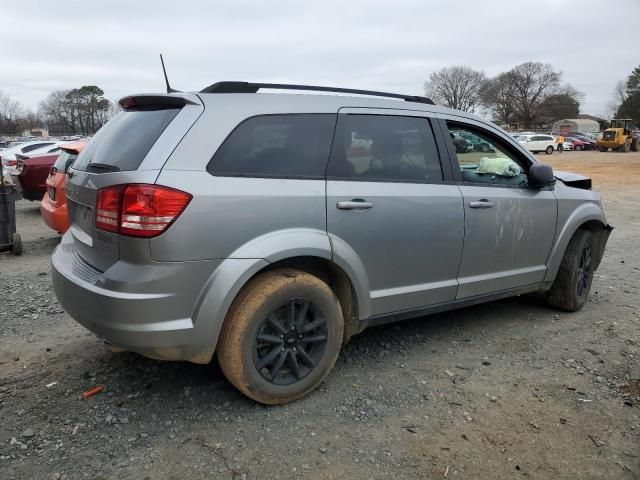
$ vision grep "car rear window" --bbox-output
[22,142,54,153]
[53,151,78,173]
[72,108,180,172]
[207,114,336,178]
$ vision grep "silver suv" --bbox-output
[52,82,612,404]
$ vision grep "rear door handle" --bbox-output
[469,199,495,209]
[337,199,374,210]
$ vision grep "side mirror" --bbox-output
[528,162,555,188]
[526,138,532,142]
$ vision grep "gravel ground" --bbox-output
[0,151,638,480]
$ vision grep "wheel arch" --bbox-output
[251,256,365,343]
[544,206,611,283]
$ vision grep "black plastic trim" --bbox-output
[365,283,544,327]
[200,81,435,105]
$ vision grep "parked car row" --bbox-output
[510,131,599,154]
[1,138,86,235]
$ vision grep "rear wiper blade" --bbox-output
[86,163,120,172]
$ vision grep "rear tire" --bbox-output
[599,146,607,152]
[546,229,595,312]
[545,146,554,154]
[217,269,344,404]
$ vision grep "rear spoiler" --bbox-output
[118,94,198,111]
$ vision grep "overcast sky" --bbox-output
[3,0,639,119]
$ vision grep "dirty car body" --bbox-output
[51,84,612,403]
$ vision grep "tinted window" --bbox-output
[327,115,443,182]
[72,108,180,172]
[53,151,78,172]
[448,122,528,187]
[22,142,53,153]
[209,114,335,178]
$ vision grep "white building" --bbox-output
[551,119,599,135]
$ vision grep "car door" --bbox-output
[442,119,557,298]
[326,109,464,316]
[526,135,542,152]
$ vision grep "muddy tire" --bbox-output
[545,145,554,154]
[546,229,595,312]
[217,269,344,404]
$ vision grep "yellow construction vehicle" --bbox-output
[597,119,638,152]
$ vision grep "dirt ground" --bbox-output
[0,150,638,480]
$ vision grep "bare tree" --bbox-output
[0,91,26,133]
[479,73,516,124]
[424,66,486,112]
[40,86,111,135]
[480,62,581,128]
[508,62,564,128]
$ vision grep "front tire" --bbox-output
[217,269,344,404]
[545,145,554,154]
[546,229,595,312]
[575,145,582,151]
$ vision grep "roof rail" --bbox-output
[199,81,435,105]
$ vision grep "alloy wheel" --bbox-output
[253,298,328,385]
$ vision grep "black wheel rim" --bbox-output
[576,243,592,299]
[253,298,328,386]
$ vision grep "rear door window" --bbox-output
[208,114,336,178]
[72,108,180,172]
[327,114,443,183]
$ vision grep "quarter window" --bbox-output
[447,123,528,187]
[327,114,443,182]
[208,114,336,178]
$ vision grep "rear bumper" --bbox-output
[10,174,45,201]
[51,233,221,363]
[40,195,69,233]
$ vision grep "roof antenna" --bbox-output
[159,54,178,93]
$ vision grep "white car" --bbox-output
[518,134,556,154]
[558,138,574,151]
[1,140,61,183]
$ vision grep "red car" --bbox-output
[11,152,60,201]
[564,136,594,151]
[41,142,85,233]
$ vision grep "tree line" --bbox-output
[610,66,640,126]
[0,86,114,136]
[424,62,583,128]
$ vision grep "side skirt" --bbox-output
[363,283,544,329]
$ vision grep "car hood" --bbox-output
[554,170,592,190]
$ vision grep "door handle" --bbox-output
[469,199,495,209]
[337,199,374,210]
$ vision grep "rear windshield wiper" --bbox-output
[86,163,120,173]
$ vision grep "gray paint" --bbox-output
[52,90,610,364]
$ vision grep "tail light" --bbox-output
[96,184,191,238]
